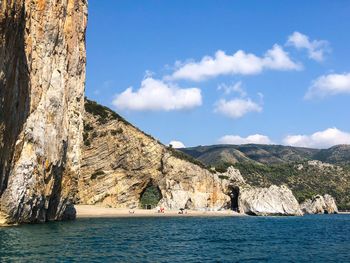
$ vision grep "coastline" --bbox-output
[75,205,243,218]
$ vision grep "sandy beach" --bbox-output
[75,205,243,218]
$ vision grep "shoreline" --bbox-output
[75,205,243,218]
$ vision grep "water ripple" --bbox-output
[1,215,350,262]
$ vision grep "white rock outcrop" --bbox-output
[301,194,338,214]
[238,185,303,216]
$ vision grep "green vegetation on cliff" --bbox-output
[221,161,350,210]
[167,146,209,171]
[181,144,350,210]
[85,98,130,125]
[84,99,210,171]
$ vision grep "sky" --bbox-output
[86,0,350,149]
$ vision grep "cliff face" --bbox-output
[301,194,338,214]
[78,100,303,216]
[217,167,302,216]
[0,0,87,224]
[239,185,302,216]
[78,100,230,210]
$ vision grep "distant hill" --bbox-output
[180,144,350,209]
[180,144,350,166]
[313,145,350,165]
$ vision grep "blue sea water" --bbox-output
[1,215,350,262]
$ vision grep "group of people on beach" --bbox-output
[127,207,188,215]
[157,207,187,214]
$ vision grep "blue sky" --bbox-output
[86,0,350,149]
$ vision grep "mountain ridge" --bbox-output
[180,144,350,166]
[180,144,350,209]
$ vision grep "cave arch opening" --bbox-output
[139,182,162,209]
[229,186,240,212]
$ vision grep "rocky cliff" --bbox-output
[217,167,302,216]
[78,100,302,216]
[239,185,302,216]
[78,100,230,211]
[301,194,338,214]
[0,0,87,224]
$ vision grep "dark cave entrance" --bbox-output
[139,183,162,209]
[229,187,240,212]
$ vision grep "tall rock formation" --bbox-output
[0,0,87,224]
[78,100,302,216]
[238,185,302,216]
[301,194,338,214]
[217,168,302,216]
[78,100,230,210]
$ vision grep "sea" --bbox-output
[1,214,349,262]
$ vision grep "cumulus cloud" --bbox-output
[169,44,301,81]
[305,72,350,99]
[218,134,273,145]
[217,81,247,97]
[283,128,350,148]
[287,31,329,61]
[112,77,202,111]
[215,98,262,119]
[168,140,186,148]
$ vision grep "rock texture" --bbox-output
[301,194,338,214]
[217,167,302,216]
[239,185,302,216]
[0,0,87,224]
[79,104,302,216]
[78,100,230,211]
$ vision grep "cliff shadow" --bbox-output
[0,3,31,197]
[229,186,240,212]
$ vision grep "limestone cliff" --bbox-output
[79,100,303,216]
[301,194,338,214]
[78,100,230,210]
[238,185,302,216]
[0,0,87,224]
[217,167,302,216]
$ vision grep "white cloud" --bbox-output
[168,140,185,148]
[283,128,350,148]
[218,134,273,145]
[112,77,202,111]
[305,72,350,99]
[217,81,247,97]
[215,98,262,119]
[169,44,301,81]
[287,31,329,62]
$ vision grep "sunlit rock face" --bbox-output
[78,101,303,216]
[239,185,302,216]
[0,0,87,224]
[301,194,338,214]
[78,100,230,211]
[238,185,303,216]
[217,168,302,216]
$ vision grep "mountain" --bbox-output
[313,145,350,165]
[181,144,350,167]
[180,144,350,209]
